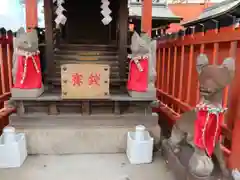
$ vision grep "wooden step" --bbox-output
[54,54,119,62]
[55,50,118,56]
[58,44,118,51]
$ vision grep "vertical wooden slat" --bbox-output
[186,45,194,103]
[222,41,237,108]
[118,0,128,90]
[161,48,166,90]
[0,39,3,107]
[141,0,152,36]
[0,28,13,134]
[200,44,205,53]
[48,104,59,115]
[114,101,121,114]
[25,0,38,30]
[171,46,177,108]
[213,43,219,64]
[172,46,177,95]
[6,31,13,89]
[44,0,54,82]
[82,101,90,115]
[196,44,205,103]
[0,30,8,94]
[178,45,185,100]
[0,45,5,94]
[225,41,238,129]
[228,39,240,170]
[166,48,171,93]
[156,49,161,89]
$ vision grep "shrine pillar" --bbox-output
[141,0,152,36]
[25,0,38,31]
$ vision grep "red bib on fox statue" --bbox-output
[14,51,42,89]
[127,55,149,92]
[194,103,226,156]
[11,28,44,98]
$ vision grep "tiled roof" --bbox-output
[129,2,181,20]
[169,3,209,23]
[166,3,211,33]
[183,0,240,26]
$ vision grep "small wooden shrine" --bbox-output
[10,0,181,120]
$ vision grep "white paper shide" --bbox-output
[54,0,67,28]
[101,0,112,25]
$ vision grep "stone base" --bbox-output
[10,114,160,155]
[128,90,156,99]
[161,140,223,180]
[11,85,44,98]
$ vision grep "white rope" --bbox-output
[212,113,219,148]
[128,54,149,72]
[201,111,210,156]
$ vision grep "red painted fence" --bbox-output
[0,28,15,134]
[156,25,240,169]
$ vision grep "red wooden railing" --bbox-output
[156,25,240,168]
[0,28,15,134]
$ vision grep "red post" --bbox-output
[228,42,240,170]
[141,0,152,36]
[25,0,38,31]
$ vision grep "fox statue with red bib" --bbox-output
[162,54,235,180]
[127,31,157,99]
[11,27,44,98]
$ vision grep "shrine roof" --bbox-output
[129,3,181,21]
[183,0,240,27]
[166,3,210,33]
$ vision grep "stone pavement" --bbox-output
[0,154,175,180]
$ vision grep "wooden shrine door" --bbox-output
[65,0,118,44]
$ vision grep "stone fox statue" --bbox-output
[127,31,157,99]
[168,54,235,179]
[11,27,44,98]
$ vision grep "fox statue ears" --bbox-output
[196,53,235,83]
[16,27,25,37]
[27,29,38,41]
[130,31,149,55]
[15,27,38,40]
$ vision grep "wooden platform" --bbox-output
[11,92,156,116]
[11,92,156,101]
